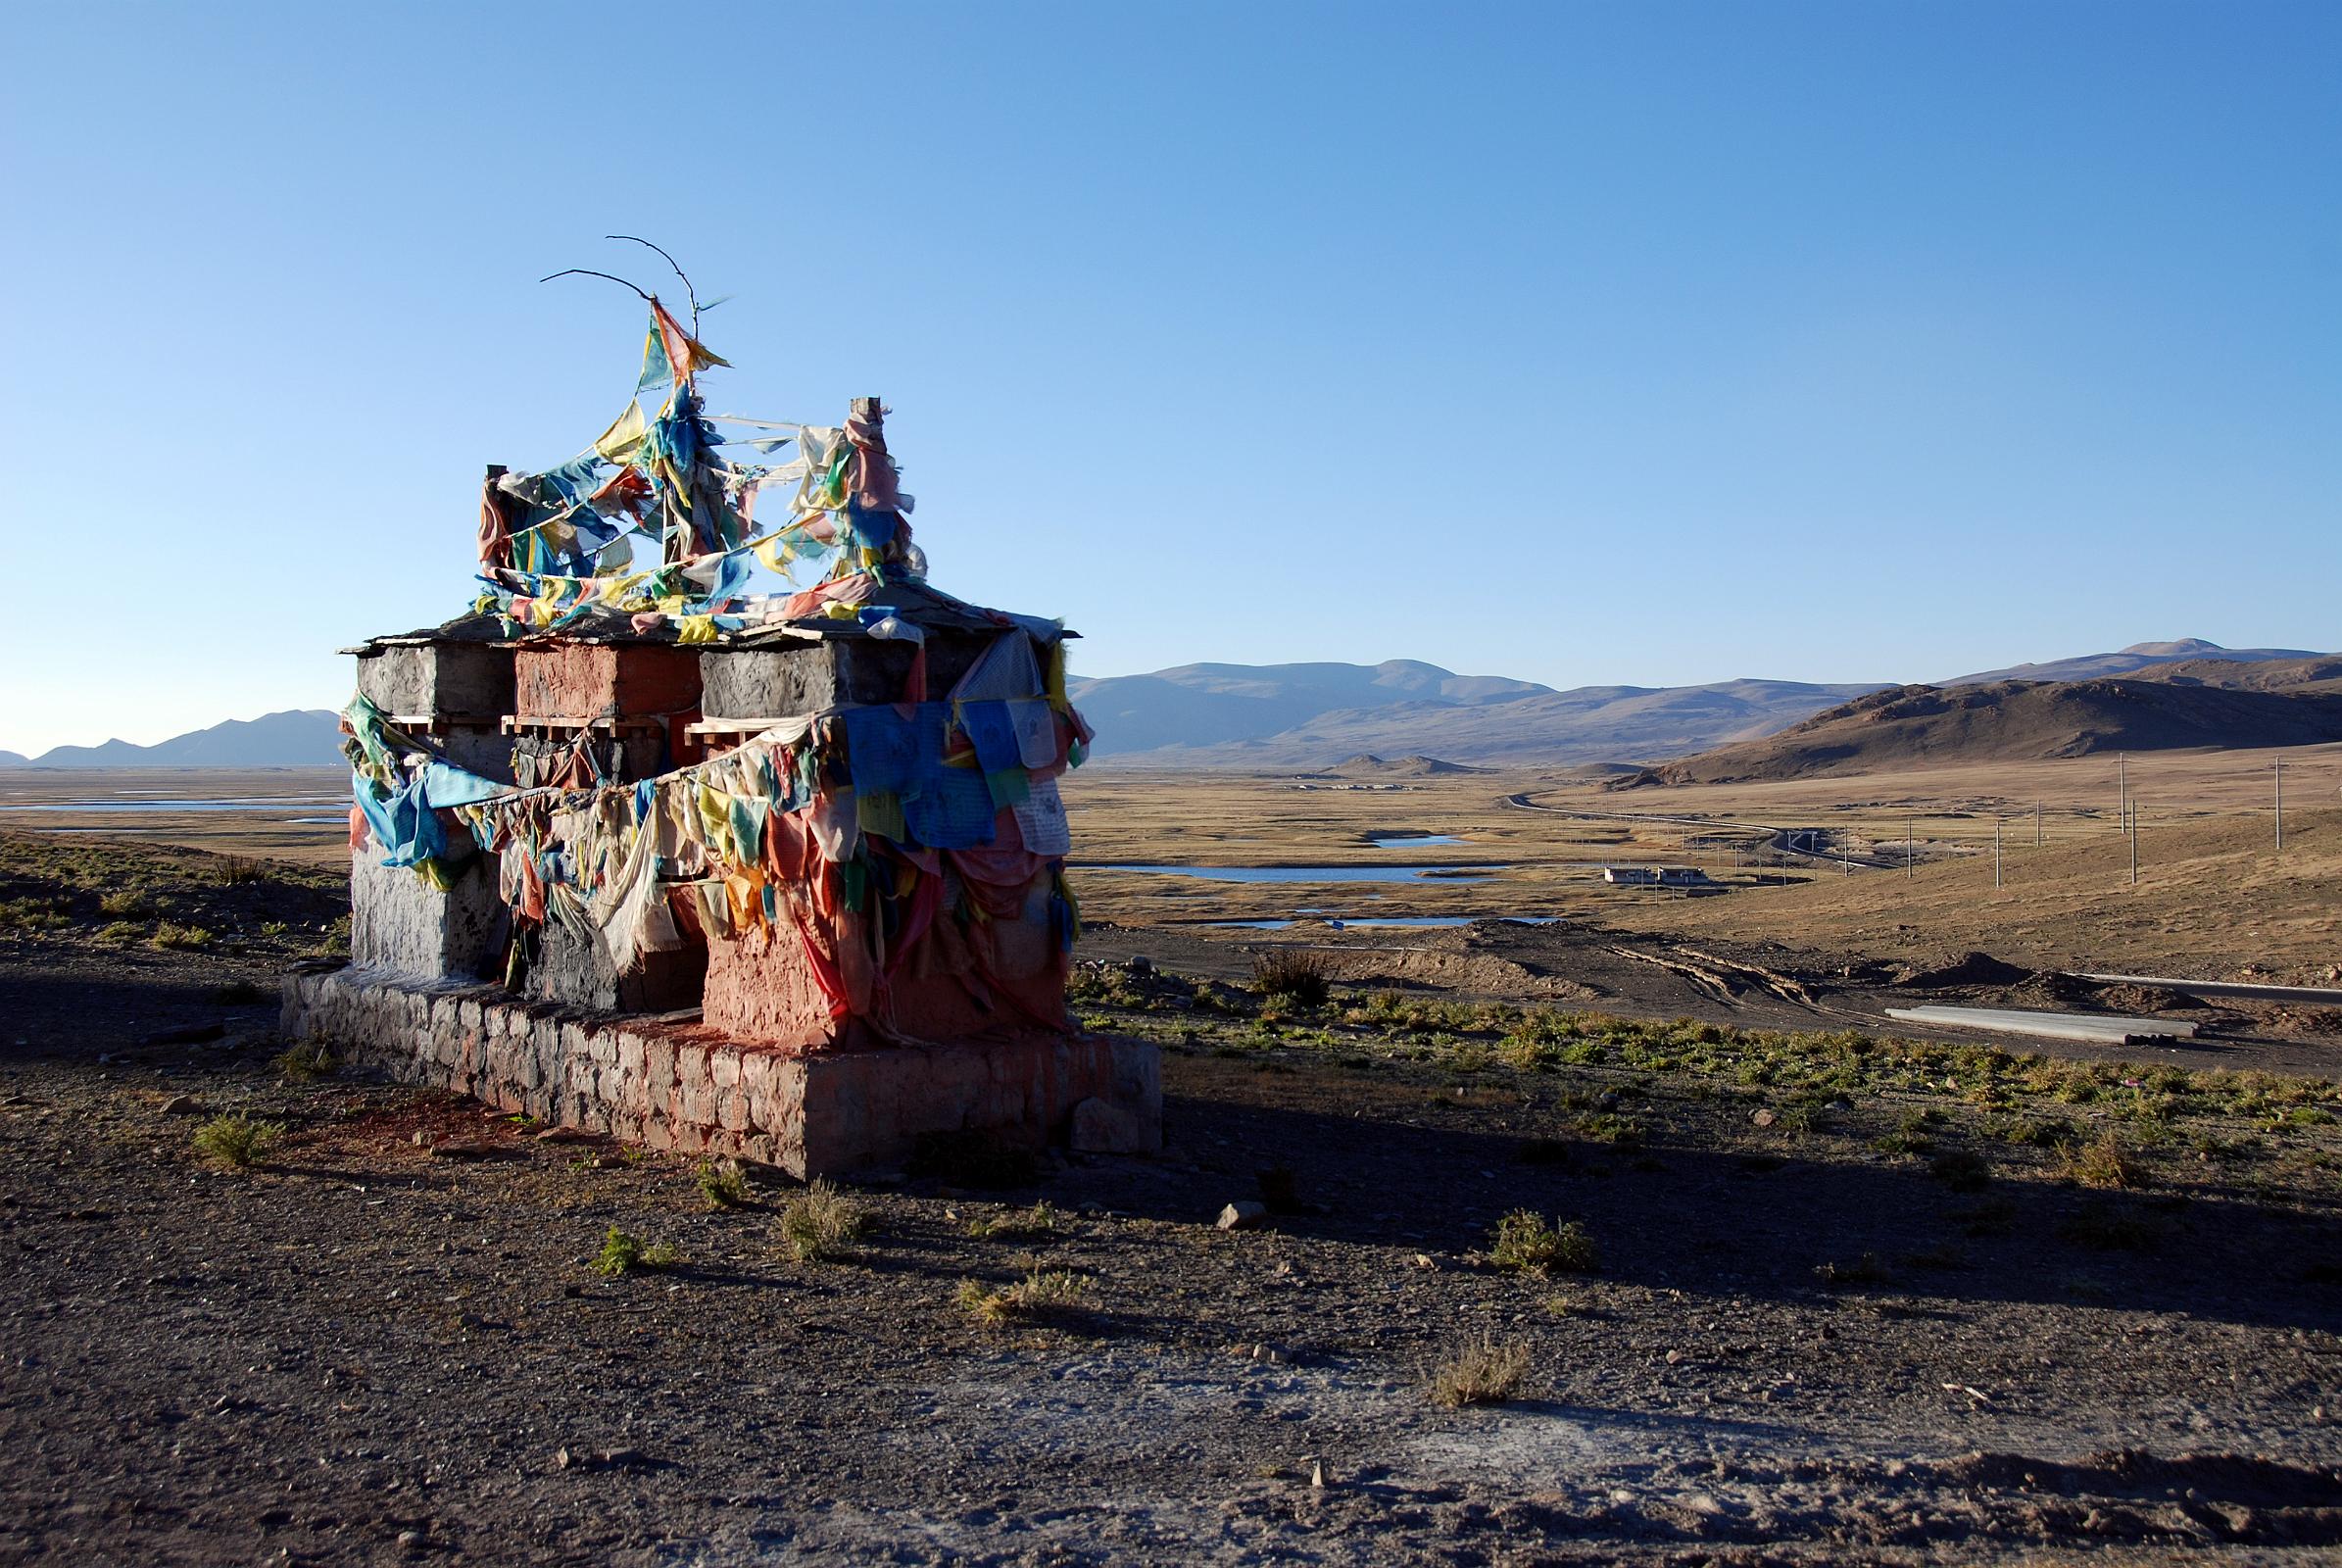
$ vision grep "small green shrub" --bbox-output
[1576,1112,1641,1147]
[591,1227,681,1277]
[271,1041,338,1082]
[0,898,72,932]
[780,1179,867,1261]
[152,922,215,950]
[213,856,266,886]
[98,890,155,918]
[696,1157,752,1209]
[193,1112,283,1168]
[1489,1210,1598,1275]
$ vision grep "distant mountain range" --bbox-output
[0,710,344,768]
[1942,638,2320,686]
[1638,656,2342,787]
[1070,640,2332,770]
[2,640,2328,771]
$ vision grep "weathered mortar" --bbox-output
[282,964,1157,1175]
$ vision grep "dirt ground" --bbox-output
[5,828,2342,1564]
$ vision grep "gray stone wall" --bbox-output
[280,965,1160,1177]
[356,643,515,719]
[350,846,510,982]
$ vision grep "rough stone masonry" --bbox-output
[285,394,1158,1175]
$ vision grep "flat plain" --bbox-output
[2,754,2338,1563]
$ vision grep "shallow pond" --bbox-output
[1201,915,1564,929]
[0,798,343,812]
[1097,863,1501,884]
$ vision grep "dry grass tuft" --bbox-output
[2062,1133,2145,1190]
[1251,949,1332,1008]
[967,1200,1066,1242]
[780,1179,867,1261]
[956,1268,1089,1326]
[1426,1332,1534,1407]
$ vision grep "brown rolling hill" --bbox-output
[1630,677,2342,787]
[2128,655,2342,693]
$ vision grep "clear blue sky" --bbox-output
[3,1,2335,755]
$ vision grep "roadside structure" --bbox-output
[283,280,1157,1174]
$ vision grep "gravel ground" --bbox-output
[4,834,2341,1564]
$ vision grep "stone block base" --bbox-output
[280,964,1159,1178]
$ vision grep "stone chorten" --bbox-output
[283,292,1157,1174]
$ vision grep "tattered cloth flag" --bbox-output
[639,299,728,391]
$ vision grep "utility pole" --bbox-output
[2129,802,2139,886]
[2275,760,2284,851]
[1994,816,2002,889]
[1906,817,1914,880]
[2034,803,2042,850]
[2119,755,2128,837]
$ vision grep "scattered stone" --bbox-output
[555,1446,575,1470]
[161,1095,202,1116]
[396,1530,424,1551]
[534,1126,599,1144]
[1594,1091,1621,1111]
[1750,1108,1778,1128]
[1826,1099,1853,1114]
[1217,1200,1269,1231]
[1129,956,1153,975]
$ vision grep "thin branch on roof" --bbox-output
[607,235,701,332]
[539,268,654,304]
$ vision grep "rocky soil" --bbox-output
[3,833,2341,1564]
